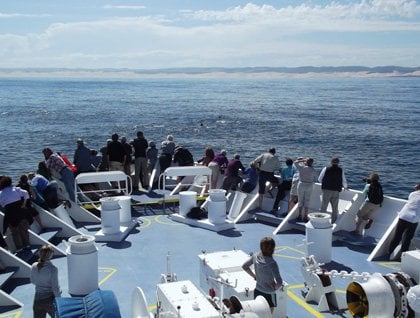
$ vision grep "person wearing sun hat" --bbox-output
[352,172,384,235]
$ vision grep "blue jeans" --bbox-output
[60,167,75,201]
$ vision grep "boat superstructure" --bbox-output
[0,166,419,317]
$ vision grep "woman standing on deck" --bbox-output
[30,244,61,318]
[197,146,215,166]
[294,158,318,222]
[242,236,283,313]
[208,149,229,189]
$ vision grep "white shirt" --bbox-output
[0,186,29,208]
[399,190,420,224]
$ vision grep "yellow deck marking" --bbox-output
[273,245,306,260]
[376,261,401,271]
[83,195,207,208]
[98,267,118,285]
[275,254,303,260]
[286,285,324,318]
[136,217,152,229]
[154,215,182,225]
[281,246,306,255]
[0,312,21,318]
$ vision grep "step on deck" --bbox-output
[0,267,19,287]
[15,227,63,263]
[252,211,283,225]
[38,227,61,241]
[333,230,378,247]
[287,218,308,232]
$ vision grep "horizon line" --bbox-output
[1,66,419,79]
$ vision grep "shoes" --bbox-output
[14,248,23,254]
[63,200,71,208]
[364,219,373,230]
[350,230,360,236]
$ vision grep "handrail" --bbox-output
[75,171,132,205]
[163,166,212,178]
[159,166,212,212]
[161,166,211,193]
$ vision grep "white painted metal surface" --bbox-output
[198,249,288,318]
[157,280,220,318]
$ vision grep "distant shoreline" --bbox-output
[0,66,419,79]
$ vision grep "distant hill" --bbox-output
[0,66,419,78]
[131,66,420,75]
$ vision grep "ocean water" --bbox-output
[0,75,418,199]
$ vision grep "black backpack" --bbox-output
[187,207,208,220]
[175,148,194,166]
[368,182,384,204]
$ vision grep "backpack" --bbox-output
[368,182,383,204]
[175,148,194,166]
[187,207,208,220]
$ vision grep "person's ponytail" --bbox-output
[37,245,54,270]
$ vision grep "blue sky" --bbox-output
[1,0,419,69]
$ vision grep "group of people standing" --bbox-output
[43,132,158,194]
[195,146,348,223]
[247,148,349,223]
[95,132,194,191]
[77,132,155,191]
[0,176,59,317]
[206,146,418,256]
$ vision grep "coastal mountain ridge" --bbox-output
[1,66,419,78]
[131,66,420,74]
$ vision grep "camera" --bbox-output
[362,178,371,184]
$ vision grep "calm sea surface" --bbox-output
[0,76,418,199]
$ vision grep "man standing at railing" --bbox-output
[318,157,348,223]
[131,131,149,191]
[252,148,281,210]
[107,133,126,173]
[107,133,126,190]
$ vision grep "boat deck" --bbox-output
[1,199,402,318]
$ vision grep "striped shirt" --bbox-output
[46,153,67,174]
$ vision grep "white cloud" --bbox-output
[183,1,420,31]
[0,12,50,18]
[103,5,146,10]
[0,1,419,68]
